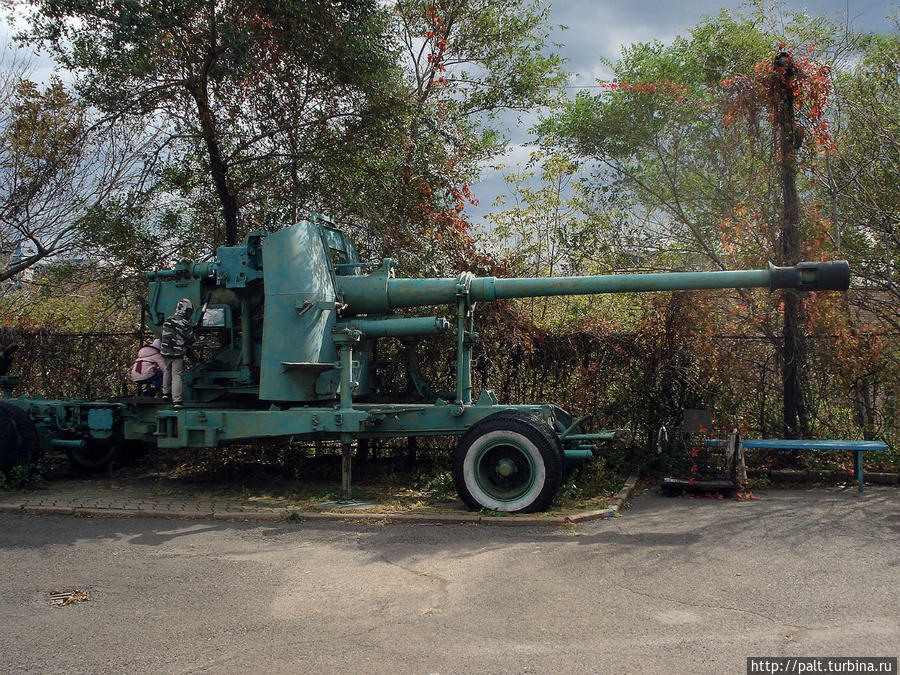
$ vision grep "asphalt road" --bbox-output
[2,487,897,674]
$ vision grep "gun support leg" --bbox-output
[239,297,252,381]
[341,442,352,500]
[339,344,353,410]
[464,308,475,404]
[455,296,474,405]
[334,329,361,412]
[455,297,465,404]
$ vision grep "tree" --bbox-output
[364,0,566,271]
[0,67,147,286]
[14,0,565,272]
[15,0,402,246]
[538,6,852,437]
[485,152,629,324]
[830,30,900,331]
[824,29,900,436]
[771,50,810,438]
[489,154,582,277]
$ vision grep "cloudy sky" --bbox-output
[466,0,898,226]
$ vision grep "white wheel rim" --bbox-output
[462,430,547,512]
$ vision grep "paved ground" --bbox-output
[0,475,289,517]
[1,485,896,674]
[0,469,627,524]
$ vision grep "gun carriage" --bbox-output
[0,215,850,512]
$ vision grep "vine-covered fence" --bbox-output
[2,296,896,473]
[1,327,140,399]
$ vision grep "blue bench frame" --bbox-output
[707,437,888,493]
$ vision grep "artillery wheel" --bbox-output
[67,439,121,473]
[498,409,565,460]
[0,401,40,474]
[452,411,563,513]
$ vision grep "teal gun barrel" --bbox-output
[471,261,850,301]
[338,260,850,314]
[344,316,450,337]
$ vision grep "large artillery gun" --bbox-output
[1,215,850,512]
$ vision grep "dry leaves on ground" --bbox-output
[49,589,90,606]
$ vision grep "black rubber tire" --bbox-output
[67,439,121,473]
[452,411,564,513]
[497,408,565,457]
[0,401,40,474]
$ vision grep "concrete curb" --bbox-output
[565,473,639,523]
[0,474,642,527]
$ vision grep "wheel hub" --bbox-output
[495,458,517,478]
[473,442,536,502]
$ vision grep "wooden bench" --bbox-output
[706,436,888,493]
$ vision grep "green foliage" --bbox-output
[6,77,83,165]
[830,30,900,325]
[485,151,651,326]
[8,0,565,274]
[0,464,44,491]
[552,456,616,508]
[743,474,772,490]
[538,5,850,273]
[14,0,403,247]
[475,1,897,452]
[530,3,900,446]
[0,328,138,397]
[339,0,567,272]
[396,0,565,117]
[489,153,587,274]
[0,72,146,288]
[421,470,456,501]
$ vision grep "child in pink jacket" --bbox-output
[130,338,165,395]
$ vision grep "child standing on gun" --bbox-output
[160,298,194,408]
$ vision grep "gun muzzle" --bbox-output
[768,261,850,291]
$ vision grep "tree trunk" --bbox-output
[773,52,809,439]
[189,78,240,246]
[852,380,875,440]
